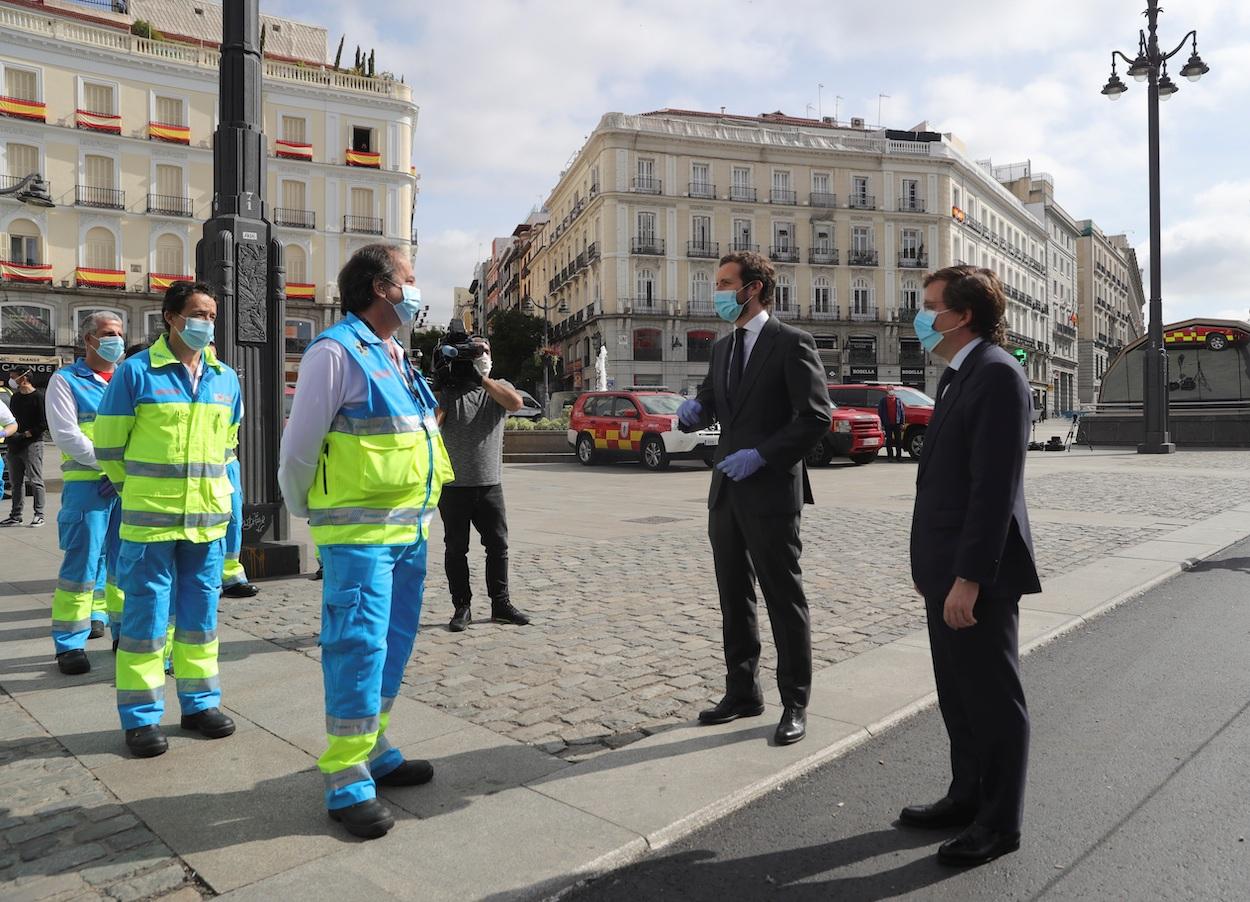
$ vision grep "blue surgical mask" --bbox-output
[390,283,422,324]
[176,315,215,351]
[94,336,125,363]
[912,308,956,354]
[714,287,746,323]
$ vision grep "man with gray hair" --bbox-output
[44,311,128,673]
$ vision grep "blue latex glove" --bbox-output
[716,448,765,482]
[98,478,118,500]
[677,399,703,428]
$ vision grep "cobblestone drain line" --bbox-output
[220,506,1158,760]
[0,692,208,902]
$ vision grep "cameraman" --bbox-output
[435,337,531,632]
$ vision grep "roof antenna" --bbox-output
[720,106,726,115]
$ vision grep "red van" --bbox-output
[826,383,935,459]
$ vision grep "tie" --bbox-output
[937,366,957,400]
[728,328,747,407]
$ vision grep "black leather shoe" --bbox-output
[89,621,106,639]
[222,582,260,598]
[774,706,806,745]
[376,759,434,787]
[449,606,471,632]
[491,603,531,626]
[125,725,168,758]
[937,824,1021,867]
[56,649,91,675]
[899,796,977,829]
[180,707,236,739]
[698,695,766,725]
[328,798,394,839]
[111,639,119,654]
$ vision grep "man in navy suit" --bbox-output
[900,265,1040,867]
[678,251,831,746]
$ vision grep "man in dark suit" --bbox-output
[900,265,1040,867]
[678,251,831,746]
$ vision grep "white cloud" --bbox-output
[1150,179,1250,321]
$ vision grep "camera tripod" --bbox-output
[1065,413,1093,452]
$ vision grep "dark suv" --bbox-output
[826,383,935,459]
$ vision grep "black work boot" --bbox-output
[125,725,168,758]
[180,707,236,739]
[448,605,471,632]
[328,798,394,839]
[376,759,434,787]
[56,649,91,675]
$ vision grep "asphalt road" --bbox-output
[565,537,1250,901]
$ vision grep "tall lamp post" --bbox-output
[1101,0,1208,454]
[525,295,567,414]
[0,174,54,207]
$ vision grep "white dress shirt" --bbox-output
[728,309,770,379]
[948,336,984,372]
[46,369,109,470]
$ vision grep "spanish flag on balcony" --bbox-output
[149,121,191,144]
[345,149,381,168]
[0,96,46,121]
[76,109,121,134]
[286,282,316,300]
[76,267,127,289]
[275,139,314,161]
[0,261,53,283]
[149,273,193,293]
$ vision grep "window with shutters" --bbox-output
[156,164,183,198]
[350,187,373,217]
[636,211,656,242]
[85,155,115,189]
[812,277,834,314]
[285,244,307,282]
[144,311,164,343]
[82,82,115,115]
[690,270,711,307]
[7,219,40,265]
[634,268,655,306]
[281,180,306,210]
[281,115,306,144]
[852,226,872,252]
[84,227,116,269]
[155,234,183,275]
[154,96,184,126]
[776,274,793,310]
[6,143,38,178]
[5,68,37,101]
[852,277,874,314]
[692,214,711,245]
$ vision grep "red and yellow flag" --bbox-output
[149,273,193,293]
[76,267,126,289]
[275,140,313,160]
[76,109,121,133]
[345,149,381,168]
[286,282,316,300]
[0,261,53,283]
[149,121,191,144]
[0,96,46,121]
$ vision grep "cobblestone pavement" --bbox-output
[0,693,204,902]
[218,451,1213,760]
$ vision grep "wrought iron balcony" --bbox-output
[587,241,600,261]
[146,193,192,217]
[808,248,839,266]
[809,192,838,208]
[848,194,876,210]
[770,188,797,205]
[630,237,666,255]
[810,304,841,320]
[622,296,668,314]
[274,207,315,229]
[898,253,928,269]
[848,249,879,267]
[631,177,662,194]
[75,185,124,210]
[769,245,800,263]
[898,197,926,212]
[688,182,716,199]
[897,307,919,323]
[688,298,715,315]
[850,306,879,322]
[772,303,798,318]
[343,214,383,235]
[687,240,720,259]
[730,241,759,253]
[729,186,757,203]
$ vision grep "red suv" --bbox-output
[568,390,719,470]
[827,383,935,459]
[806,404,885,467]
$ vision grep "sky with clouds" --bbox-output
[265,0,1250,328]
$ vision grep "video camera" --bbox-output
[430,318,487,391]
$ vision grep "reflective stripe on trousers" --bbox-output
[51,482,118,654]
[221,459,248,587]
[318,542,427,809]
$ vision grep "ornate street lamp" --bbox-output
[0,173,54,208]
[1100,0,1208,454]
[525,295,568,414]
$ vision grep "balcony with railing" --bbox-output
[810,192,838,208]
[631,177,662,194]
[687,240,720,259]
[850,306,879,322]
[75,185,124,210]
[898,253,928,269]
[810,303,841,321]
[730,241,759,253]
[622,296,669,314]
[848,194,876,210]
[275,207,316,229]
[587,241,600,262]
[770,188,797,205]
[897,306,920,323]
[688,298,715,316]
[146,193,192,217]
[898,197,926,212]
[630,237,665,255]
[772,302,799,319]
[769,245,800,263]
[808,248,839,266]
[729,186,757,203]
[688,182,716,199]
[343,214,383,235]
[847,249,879,267]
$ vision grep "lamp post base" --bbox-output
[1137,437,1176,455]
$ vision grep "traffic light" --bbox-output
[1013,348,1028,367]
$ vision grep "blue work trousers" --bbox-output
[51,481,118,653]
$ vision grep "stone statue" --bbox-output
[595,345,608,391]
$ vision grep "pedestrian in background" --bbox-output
[434,335,531,632]
[678,250,831,747]
[279,244,454,840]
[902,265,1039,867]
[95,281,241,759]
[45,312,127,674]
[877,386,907,462]
[1,368,48,527]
